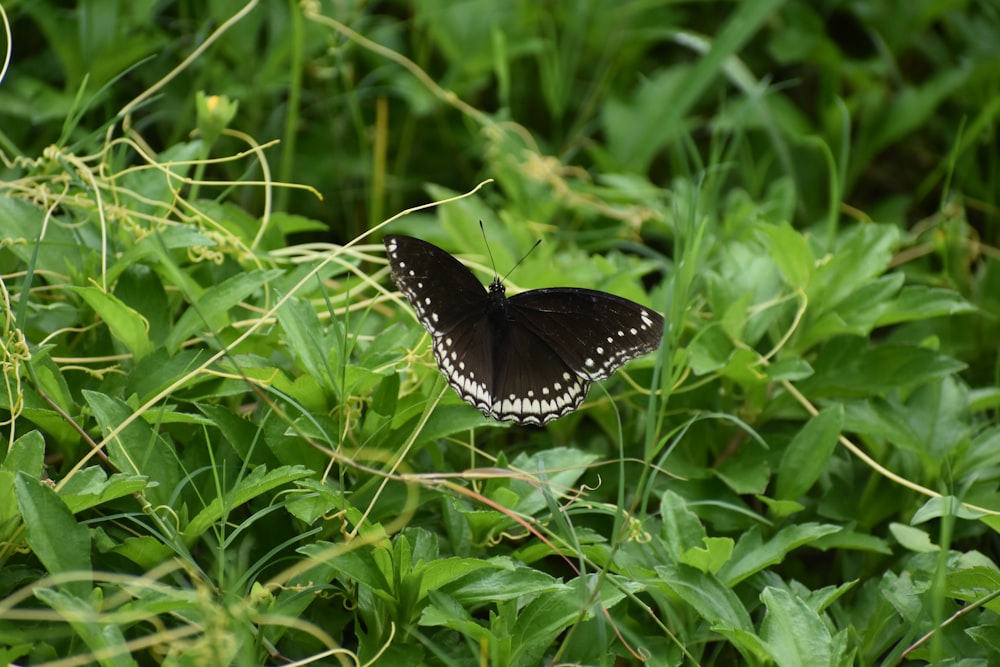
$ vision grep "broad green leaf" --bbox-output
[803,339,966,395]
[759,221,812,288]
[182,464,313,541]
[654,563,754,633]
[0,470,20,545]
[511,574,637,667]
[811,529,891,555]
[874,285,977,326]
[165,268,282,352]
[506,447,600,516]
[58,468,148,513]
[83,390,180,507]
[442,560,566,605]
[109,225,217,287]
[716,444,771,494]
[116,140,201,217]
[659,489,709,561]
[26,346,76,417]
[276,295,339,400]
[104,534,175,570]
[300,541,392,596]
[759,587,833,666]
[910,496,985,524]
[2,430,46,475]
[421,590,493,641]
[113,263,171,347]
[33,588,133,667]
[198,403,270,465]
[834,274,905,332]
[14,472,92,597]
[370,372,400,416]
[889,523,938,553]
[880,570,926,623]
[0,195,83,273]
[766,357,814,382]
[687,324,733,375]
[807,224,899,315]
[681,536,734,574]
[902,377,971,460]
[720,524,842,586]
[758,496,805,520]
[775,404,843,500]
[123,348,212,405]
[718,347,769,388]
[947,563,1000,615]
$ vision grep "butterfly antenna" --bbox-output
[478,220,500,280]
[502,239,541,283]
[479,220,541,284]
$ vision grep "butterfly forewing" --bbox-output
[384,234,664,425]
[384,234,488,336]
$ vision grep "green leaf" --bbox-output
[803,339,966,395]
[165,268,283,352]
[766,357,814,382]
[421,590,493,641]
[113,263,171,347]
[511,574,637,667]
[716,444,771,494]
[807,224,899,316]
[655,563,754,633]
[759,587,833,666]
[505,447,600,516]
[0,195,83,273]
[68,286,153,361]
[775,404,843,500]
[83,390,180,507]
[57,468,148,513]
[874,285,977,326]
[889,523,938,553]
[720,524,842,586]
[276,295,340,400]
[659,489,709,561]
[14,472,92,597]
[2,429,46,475]
[182,464,313,541]
[442,559,567,605]
[301,540,392,594]
[759,221,813,288]
[681,536,735,574]
[104,534,175,570]
[910,496,985,524]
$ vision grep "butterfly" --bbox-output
[384,234,663,426]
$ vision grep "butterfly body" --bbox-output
[385,234,663,425]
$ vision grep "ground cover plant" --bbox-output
[2,0,999,665]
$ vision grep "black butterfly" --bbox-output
[384,234,664,426]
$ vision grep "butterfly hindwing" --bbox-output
[489,321,590,425]
[508,288,663,381]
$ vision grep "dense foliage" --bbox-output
[2,1,999,665]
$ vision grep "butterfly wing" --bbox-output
[384,235,489,335]
[507,288,663,381]
[384,234,498,410]
[487,321,591,425]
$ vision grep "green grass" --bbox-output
[2,0,1000,665]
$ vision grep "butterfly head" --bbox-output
[488,277,508,318]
